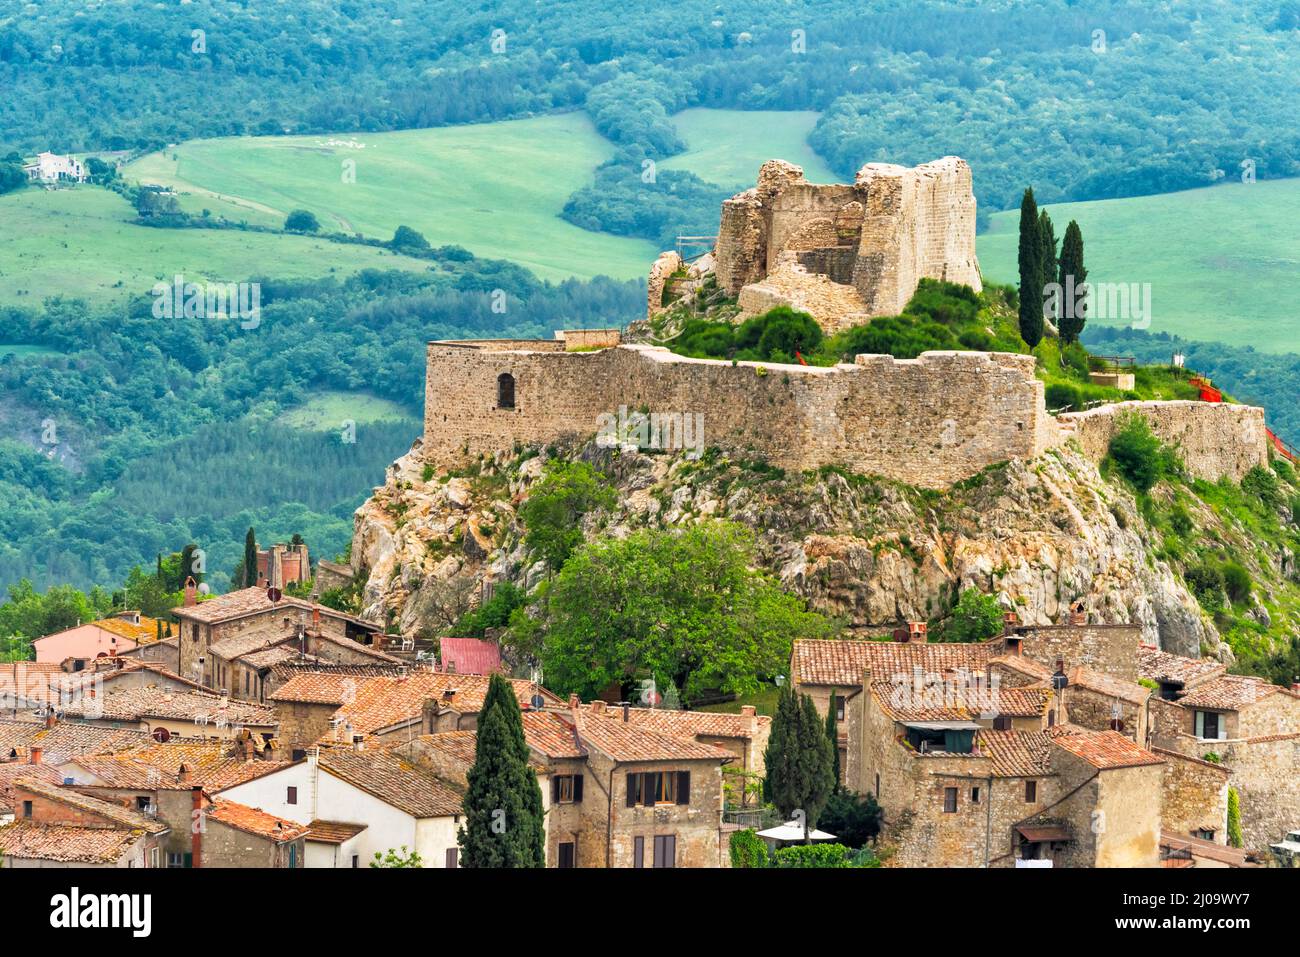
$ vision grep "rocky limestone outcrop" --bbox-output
[351,436,1222,659]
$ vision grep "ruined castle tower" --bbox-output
[672,157,982,331]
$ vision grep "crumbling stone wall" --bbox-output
[424,342,1056,490]
[708,157,982,324]
[1059,400,1268,483]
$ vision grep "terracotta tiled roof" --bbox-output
[1048,725,1164,770]
[305,819,367,844]
[69,740,288,791]
[1068,665,1151,705]
[521,711,586,759]
[793,638,995,687]
[977,730,1054,777]
[995,687,1055,717]
[0,821,144,864]
[270,661,406,682]
[14,776,168,832]
[573,711,733,763]
[988,654,1054,682]
[318,747,464,818]
[1137,646,1226,688]
[63,686,277,727]
[1176,674,1294,711]
[575,703,769,740]
[207,799,310,841]
[0,719,151,765]
[211,629,400,667]
[869,674,1046,722]
[172,587,378,629]
[410,730,479,767]
[274,671,561,744]
[93,614,167,645]
[439,637,502,676]
[0,762,64,814]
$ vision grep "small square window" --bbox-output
[286,786,298,805]
[971,786,981,805]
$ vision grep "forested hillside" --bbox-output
[8,0,1300,232]
[0,258,643,591]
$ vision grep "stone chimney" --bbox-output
[1002,610,1019,635]
[740,704,758,734]
[906,621,928,644]
[29,747,42,765]
[191,786,204,868]
[1068,600,1087,626]
[589,700,605,715]
[44,712,57,731]
[177,763,191,785]
[184,576,198,607]
[568,694,580,710]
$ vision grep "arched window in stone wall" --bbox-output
[497,372,516,409]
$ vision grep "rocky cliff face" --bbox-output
[351,437,1223,659]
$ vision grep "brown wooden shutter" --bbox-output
[573,774,584,803]
[675,771,690,805]
[632,836,644,868]
[551,776,560,803]
[626,773,637,807]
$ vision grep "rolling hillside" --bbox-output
[977,178,1300,354]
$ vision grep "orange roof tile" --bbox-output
[207,799,310,841]
[1049,725,1164,770]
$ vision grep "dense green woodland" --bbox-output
[0,259,643,592]
[8,0,1300,240]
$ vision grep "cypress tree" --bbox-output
[243,528,258,588]
[1017,188,1045,347]
[458,673,546,867]
[825,696,841,793]
[1058,220,1088,343]
[763,685,835,840]
[1037,209,1058,323]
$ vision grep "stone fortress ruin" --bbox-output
[425,157,1270,490]
[649,157,983,332]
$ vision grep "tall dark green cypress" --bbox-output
[458,673,546,867]
[1058,220,1088,343]
[825,696,841,793]
[1017,188,1044,347]
[243,527,258,588]
[763,685,835,839]
[1037,209,1058,322]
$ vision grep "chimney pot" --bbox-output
[44,712,56,730]
[568,694,580,709]
[740,705,757,717]
[621,701,630,722]
[29,747,42,764]
[907,621,928,643]
[590,700,605,715]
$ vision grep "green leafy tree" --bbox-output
[390,225,431,252]
[945,588,1004,643]
[458,673,546,867]
[1057,219,1088,342]
[1227,786,1243,848]
[541,521,835,700]
[818,790,883,848]
[728,829,770,868]
[243,527,259,588]
[1107,413,1175,492]
[370,845,423,868]
[518,461,617,572]
[772,843,877,867]
[763,685,836,839]
[1017,188,1044,347]
[284,209,320,232]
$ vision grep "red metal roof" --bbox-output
[439,637,502,676]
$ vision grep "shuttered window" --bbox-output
[652,835,676,868]
[626,771,690,807]
[632,836,644,868]
[551,774,584,804]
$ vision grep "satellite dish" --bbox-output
[198,583,211,595]
[530,694,545,710]
[152,727,172,743]
[95,651,109,658]
[267,587,282,603]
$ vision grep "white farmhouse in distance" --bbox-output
[24,151,87,184]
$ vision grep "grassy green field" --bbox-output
[660,109,838,188]
[977,179,1300,354]
[125,114,661,283]
[0,187,436,306]
[278,391,418,432]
